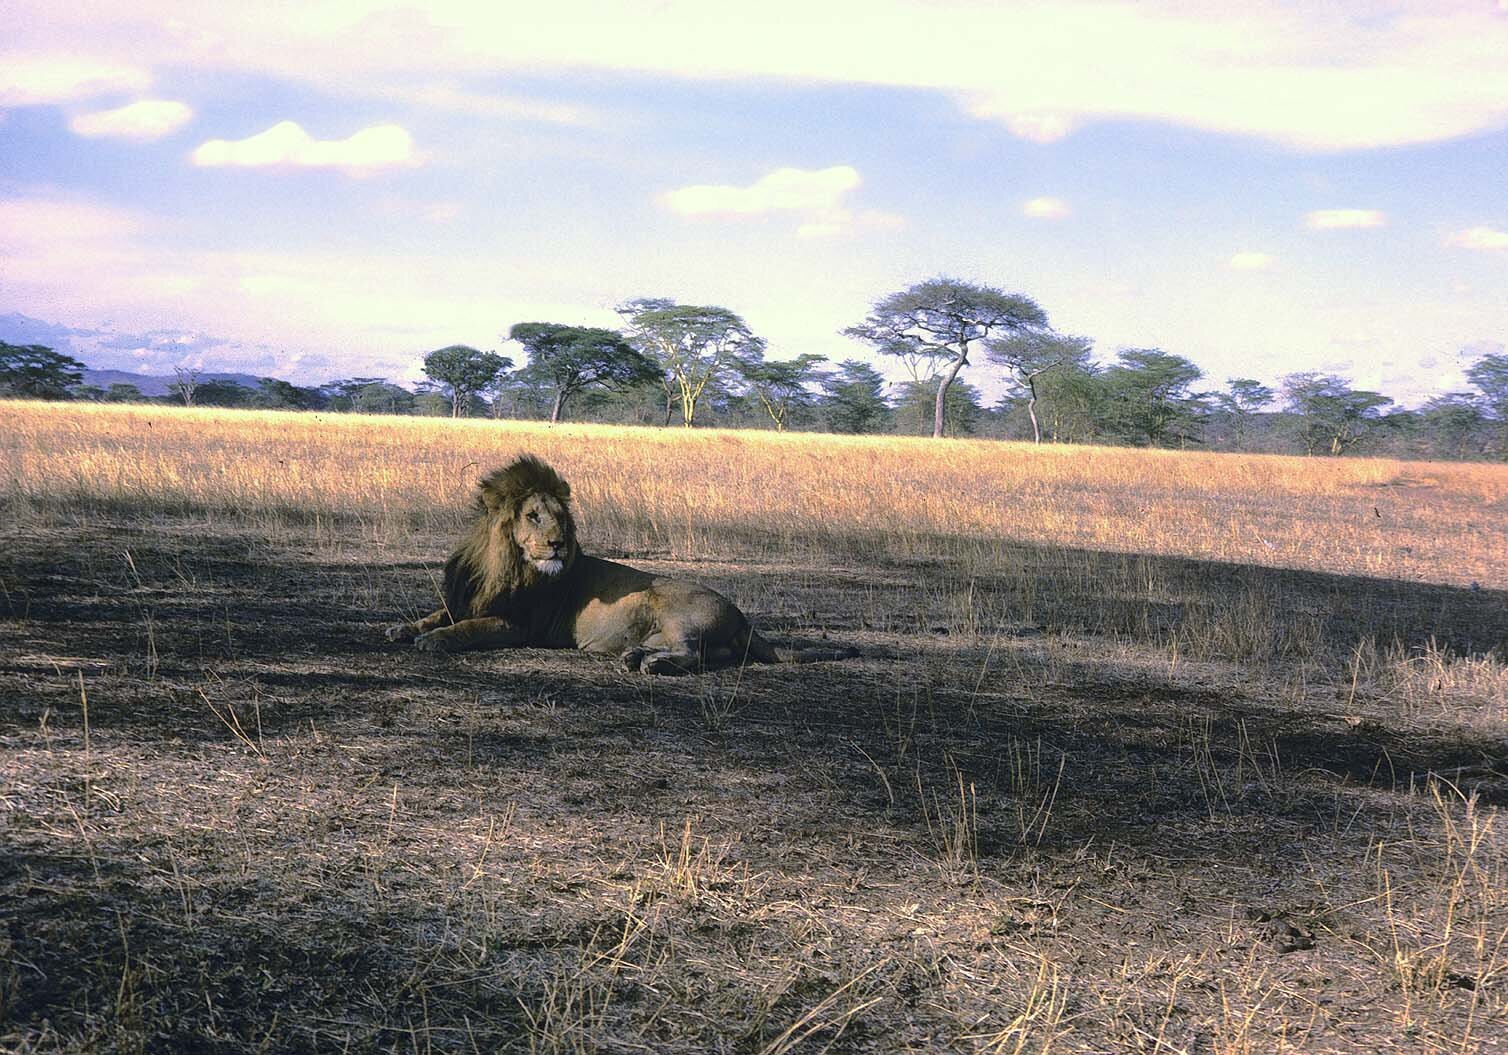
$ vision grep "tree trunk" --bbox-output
[451,389,462,418]
[550,390,565,424]
[1026,374,1042,444]
[933,352,967,438]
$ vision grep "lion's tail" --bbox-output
[737,626,858,665]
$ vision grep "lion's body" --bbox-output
[385,455,836,674]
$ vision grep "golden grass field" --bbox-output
[8,401,1508,586]
[3,400,1507,1053]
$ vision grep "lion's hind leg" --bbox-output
[620,631,705,676]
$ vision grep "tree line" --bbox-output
[5,277,1507,461]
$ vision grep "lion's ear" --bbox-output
[477,480,505,514]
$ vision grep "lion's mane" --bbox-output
[442,454,578,620]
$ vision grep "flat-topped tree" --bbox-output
[422,345,512,418]
[510,323,662,424]
[845,278,1047,438]
[1100,348,1208,448]
[1282,372,1394,456]
[1212,378,1275,451]
[820,359,891,434]
[1466,351,1508,458]
[986,330,1093,444]
[738,353,828,431]
[0,342,84,399]
[618,298,765,427]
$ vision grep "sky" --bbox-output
[2,1,1506,404]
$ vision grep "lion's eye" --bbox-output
[526,511,540,523]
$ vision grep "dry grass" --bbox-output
[4,400,1505,586]
[2,400,1507,1052]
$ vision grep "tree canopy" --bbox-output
[0,342,85,399]
[894,377,983,437]
[511,323,661,423]
[1466,351,1508,457]
[1282,372,1394,456]
[1099,348,1207,447]
[845,278,1047,438]
[618,299,765,427]
[422,345,513,418]
[738,353,828,431]
[821,360,891,434]
[987,331,1092,444]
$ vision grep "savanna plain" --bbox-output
[3,401,1508,1054]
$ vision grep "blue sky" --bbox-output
[2,2,1506,404]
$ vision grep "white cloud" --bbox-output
[663,165,898,238]
[1447,226,1508,251]
[1305,209,1387,229]
[0,55,149,106]
[1022,197,1069,220]
[1228,251,1275,271]
[69,99,193,140]
[191,121,418,172]
[9,3,1508,150]
[663,165,861,217]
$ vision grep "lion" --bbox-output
[384,454,854,674]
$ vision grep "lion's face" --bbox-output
[511,491,575,578]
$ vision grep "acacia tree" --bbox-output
[0,342,85,398]
[1282,372,1393,455]
[617,298,765,427]
[1420,394,1488,459]
[255,377,322,410]
[615,298,677,424]
[738,353,828,431]
[894,377,984,436]
[1100,348,1208,447]
[322,377,385,411]
[104,382,145,403]
[1466,351,1508,459]
[422,345,512,418]
[986,331,1092,443]
[844,278,1048,439]
[1032,359,1103,443]
[820,360,891,434]
[170,366,200,407]
[510,323,662,423]
[191,380,254,407]
[1212,378,1275,450]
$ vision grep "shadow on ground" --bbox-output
[3,516,1506,1051]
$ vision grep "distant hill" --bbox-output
[83,369,267,397]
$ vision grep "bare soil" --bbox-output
[3,512,1506,1053]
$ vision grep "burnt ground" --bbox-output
[2,515,1507,1053]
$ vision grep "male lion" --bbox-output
[385,454,852,674]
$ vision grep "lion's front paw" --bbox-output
[384,623,416,643]
[414,631,449,653]
[620,647,648,673]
